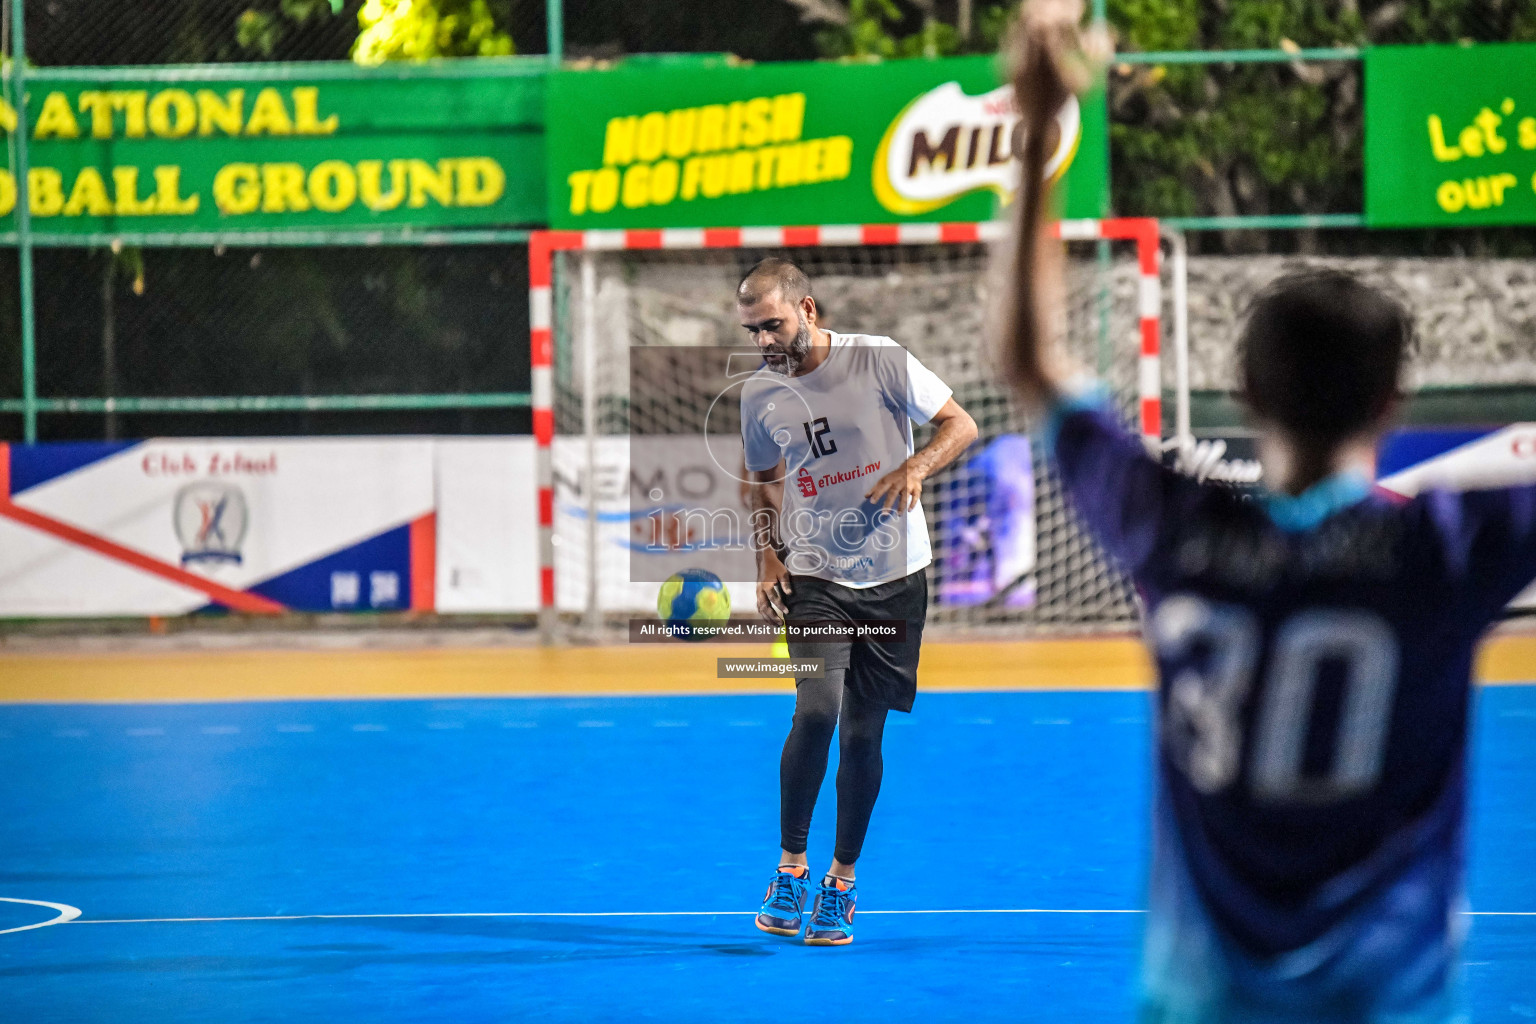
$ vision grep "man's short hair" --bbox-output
[738,257,812,309]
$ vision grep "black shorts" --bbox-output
[784,570,928,713]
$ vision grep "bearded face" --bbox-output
[762,314,814,376]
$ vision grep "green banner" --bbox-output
[1366,43,1536,227]
[0,64,546,234]
[547,55,1106,229]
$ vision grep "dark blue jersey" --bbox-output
[1051,400,1536,958]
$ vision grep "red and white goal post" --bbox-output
[527,217,1184,636]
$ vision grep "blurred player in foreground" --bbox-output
[739,258,976,944]
[1002,2,1529,1020]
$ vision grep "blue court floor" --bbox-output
[2,687,1534,1022]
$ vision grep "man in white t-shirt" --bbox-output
[739,257,977,946]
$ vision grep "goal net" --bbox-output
[531,220,1170,641]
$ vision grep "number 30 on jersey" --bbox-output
[1150,594,1399,804]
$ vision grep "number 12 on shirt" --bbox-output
[803,417,838,459]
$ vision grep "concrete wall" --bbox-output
[1179,256,1536,392]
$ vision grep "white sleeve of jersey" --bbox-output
[902,348,954,425]
[740,387,781,472]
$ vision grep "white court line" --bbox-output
[68,909,1147,925]
[0,898,83,935]
[48,908,1536,927]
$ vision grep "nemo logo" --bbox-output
[873,82,1081,216]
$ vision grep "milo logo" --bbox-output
[873,82,1082,216]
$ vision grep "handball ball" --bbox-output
[657,568,731,641]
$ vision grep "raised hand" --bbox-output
[1010,0,1109,136]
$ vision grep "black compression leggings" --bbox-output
[779,668,890,866]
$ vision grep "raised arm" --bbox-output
[993,2,1217,579]
[997,0,1102,415]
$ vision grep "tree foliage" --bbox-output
[789,0,1012,57]
[237,0,345,59]
[352,0,515,64]
[790,0,1536,250]
[1107,0,1536,248]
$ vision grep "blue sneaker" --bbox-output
[804,876,856,946]
[755,865,810,937]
